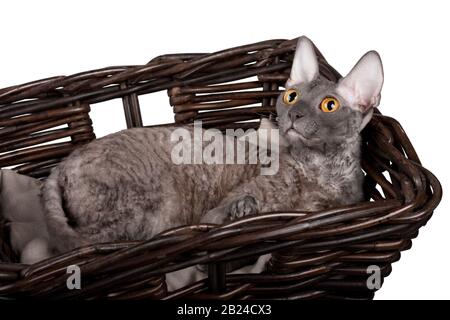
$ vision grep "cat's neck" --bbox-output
[289,136,362,177]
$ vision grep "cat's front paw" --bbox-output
[228,195,259,220]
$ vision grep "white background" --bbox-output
[1,0,448,299]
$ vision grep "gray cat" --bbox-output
[41,36,384,258]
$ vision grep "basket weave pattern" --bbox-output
[0,38,442,299]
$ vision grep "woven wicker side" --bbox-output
[0,102,95,178]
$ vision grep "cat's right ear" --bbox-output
[286,36,319,87]
[337,51,384,113]
[337,51,383,131]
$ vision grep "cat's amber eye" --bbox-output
[320,97,340,113]
[283,88,300,105]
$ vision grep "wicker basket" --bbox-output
[0,38,442,300]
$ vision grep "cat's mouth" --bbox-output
[287,128,321,144]
[287,128,307,141]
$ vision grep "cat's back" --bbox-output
[50,125,258,233]
[60,126,177,178]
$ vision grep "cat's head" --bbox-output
[275,36,384,150]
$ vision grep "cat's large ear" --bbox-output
[337,51,384,114]
[286,36,319,87]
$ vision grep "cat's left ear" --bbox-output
[286,36,319,87]
[337,51,384,114]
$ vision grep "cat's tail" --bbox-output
[43,166,86,254]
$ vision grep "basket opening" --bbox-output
[90,98,127,138]
[139,91,174,126]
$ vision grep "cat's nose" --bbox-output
[289,109,304,122]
